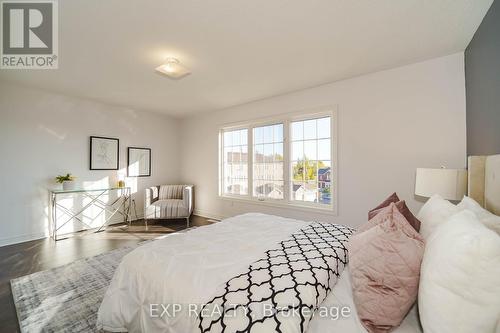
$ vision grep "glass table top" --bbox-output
[50,187,130,194]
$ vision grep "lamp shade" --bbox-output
[415,168,467,200]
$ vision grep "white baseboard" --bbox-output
[0,212,219,248]
[0,232,47,248]
[0,215,145,248]
[193,209,227,221]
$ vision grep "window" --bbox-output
[253,124,284,199]
[219,110,336,213]
[291,117,331,205]
[222,128,248,195]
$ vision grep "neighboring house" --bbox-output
[318,167,331,189]
[225,151,249,163]
[226,184,242,194]
[293,184,305,201]
[256,183,283,199]
[293,184,317,202]
[268,188,283,199]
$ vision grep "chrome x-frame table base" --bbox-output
[49,187,132,241]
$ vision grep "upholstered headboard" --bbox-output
[468,154,500,215]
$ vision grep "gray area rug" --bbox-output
[11,244,140,333]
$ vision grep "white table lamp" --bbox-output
[415,168,467,201]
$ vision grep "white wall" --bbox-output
[179,53,467,226]
[0,82,180,246]
[0,53,468,246]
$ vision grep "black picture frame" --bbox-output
[127,147,152,177]
[89,136,119,170]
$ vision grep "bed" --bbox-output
[97,154,500,333]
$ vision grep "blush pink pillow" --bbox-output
[349,203,425,333]
[368,200,421,232]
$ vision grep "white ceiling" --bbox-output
[0,0,493,117]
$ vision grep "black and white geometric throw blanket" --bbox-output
[197,222,355,333]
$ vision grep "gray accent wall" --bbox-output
[465,0,500,155]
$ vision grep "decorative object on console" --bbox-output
[55,173,76,191]
[90,136,119,170]
[127,147,151,177]
[414,167,467,201]
[117,172,126,188]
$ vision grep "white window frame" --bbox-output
[250,121,285,202]
[219,125,250,199]
[218,106,338,215]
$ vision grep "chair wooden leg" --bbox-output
[186,217,190,228]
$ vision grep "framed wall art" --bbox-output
[90,136,119,170]
[127,147,151,177]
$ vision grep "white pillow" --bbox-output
[417,194,459,240]
[419,210,500,333]
[458,196,500,235]
[418,195,500,240]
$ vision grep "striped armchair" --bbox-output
[144,185,193,227]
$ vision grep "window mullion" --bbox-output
[316,119,319,203]
[283,120,290,204]
[219,132,223,196]
[248,127,253,198]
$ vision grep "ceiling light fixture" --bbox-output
[155,58,191,79]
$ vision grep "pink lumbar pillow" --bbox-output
[368,200,421,232]
[349,203,425,333]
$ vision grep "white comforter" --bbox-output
[97,213,310,332]
[97,213,423,333]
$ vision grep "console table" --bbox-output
[49,187,132,241]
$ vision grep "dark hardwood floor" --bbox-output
[0,216,213,333]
